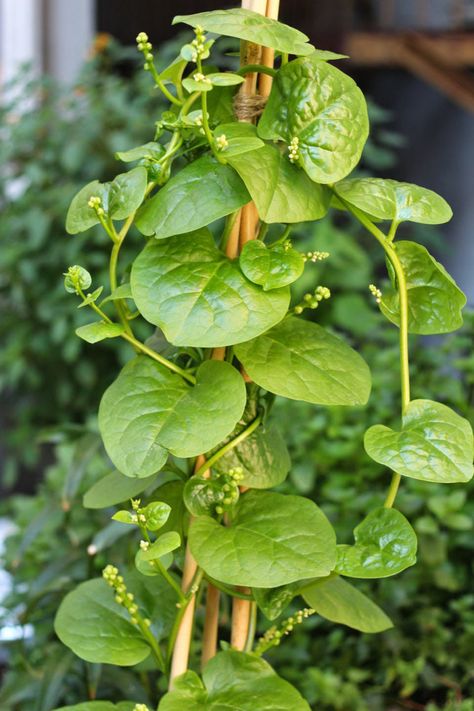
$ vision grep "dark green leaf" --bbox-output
[173,9,314,56]
[75,322,124,344]
[239,240,305,290]
[228,144,331,222]
[83,470,159,509]
[380,241,466,334]
[302,575,393,633]
[364,399,474,484]
[135,155,250,238]
[234,317,371,406]
[159,650,311,710]
[98,357,246,478]
[131,229,290,347]
[335,507,417,578]
[258,55,368,183]
[189,490,336,587]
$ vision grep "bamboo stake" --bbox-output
[201,583,221,667]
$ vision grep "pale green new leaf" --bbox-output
[209,72,244,86]
[364,399,474,484]
[100,283,133,305]
[380,241,466,334]
[83,470,159,509]
[189,491,336,587]
[228,144,331,223]
[302,575,393,633]
[239,240,305,290]
[135,155,250,238]
[115,142,164,163]
[334,178,452,224]
[234,317,371,406]
[159,650,311,710]
[131,229,290,347]
[65,180,109,234]
[98,357,246,478]
[141,531,181,560]
[214,122,264,157]
[75,322,124,344]
[336,507,417,578]
[258,55,369,183]
[173,8,314,56]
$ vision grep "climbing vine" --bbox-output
[53,7,473,711]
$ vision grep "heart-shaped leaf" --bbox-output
[364,399,474,484]
[302,575,393,633]
[380,241,466,334]
[99,357,246,478]
[214,123,264,157]
[240,240,305,290]
[135,155,250,238]
[189,490,336,587]
[173,9,314,56]
[335,507,417,578]
[227,144,331,223]
[83,471,159,509]
[131,229,290,347]
[234,317,371,406]
[54,574,176,665]
[334,178,452,224]
[258,55,369,183]
[159,650,311,710]
[75,322,124,344]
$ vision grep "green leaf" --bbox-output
[66,180,109,234]
[135,155,250,238]
[214,423,291,489]
[75,322,124,344]
[107,167,148,220]
[159,650,311,710]
[77,286,103,308]
[152,481,187,538]
[141,531,181,560]
[111,510,136,525]
[54,703,135,711]
[334,178,453,224]
[184,477,226,516]
[173,9,314,56]
[159,56,188,87]
[83,470,159,509]
[227,144,331,222]
[239,240,305,290]
[182,76,214,93]
[335,508,417,578]
[209,72,244,86]
[214,122,264,157]
[142,501,171,530]
[54,576,176,666]
[302,575,393,633]
[380,241,466,334]
[115,142,165,163]
[98,357,246,478]
[234,317,371,406]
[189,490,336,587]
[253,583,299,621]
[100,283,133,304]
[131,229,290,347]
[258,55,369,183]
[364,399,474,484]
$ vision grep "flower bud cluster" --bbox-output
[288,136,300,163]
[294,285,331,315]
[254,607,315,655]
[369,283,382,304]
[191,25,207,62]
[102,565,151,627]
[216,134,229,151]
[133,705,150,711]
[136,32,154,72]
[214,467,243,516]
[87,195,105,217]
[302,250,330,263]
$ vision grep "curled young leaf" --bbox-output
[364,399,474,484]
[239,240,305,291]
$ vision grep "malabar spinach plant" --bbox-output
[52,7,473,710]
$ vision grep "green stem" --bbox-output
[194,414,262,477]
[153,559,186,603]
[137,616,166,673]
[166,567,204,663]
[336,197,410,509]
[149,64,183,106]
[180,91,200,117]
[204,576,254,600]
[237,64,277,78]
[256,221,269,241]
[387,219,400,244]
[109,240,133,337]
[121,333,196,385]
[270,224,292,247]
[244,602,257,653]
[196,57,219,159]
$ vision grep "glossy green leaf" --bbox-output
[214,423,291,489]
[141,531,181,560]
[380,241,466,334]
[65,180,109,234]
[227,143,331,222]
[239,240,305,290]
[75,321,124,344]
[115,142,164,163]
[209,72,244,86]
[83,470,159,509]
[184,477,226,516]
[111,510,136,525]
[141,501,171,530]
[98,357,246,478]
[302,575,393,633]
[365,399,474,484]
[336,507,417,578]
[258,55,369,183]
[173,9,314,56]
[235,317,371,406]
[214,122,264,157]
[182,76,214,93]
[253,583,299,621]
[189,490,336,587]
[131,229,290,347]
[100,283,133,305]
[152,481,186,538]
[135,155,250,238]
[334,178,453,224]
[159,650,311,710]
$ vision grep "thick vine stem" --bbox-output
[337,198,410,508]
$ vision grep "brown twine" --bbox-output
[233,93,268,122]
